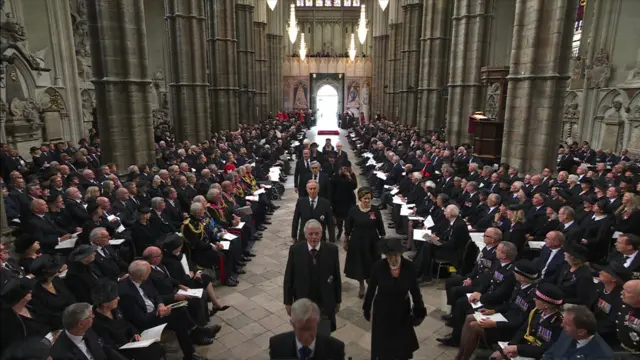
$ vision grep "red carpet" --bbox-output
[317,130,340,135]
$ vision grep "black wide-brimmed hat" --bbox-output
[68,244,98,262]
[342,160,352,167]
[137,206,151,214]
[513,259,540,281]
[600,261,632,284]
[162,233,184,252]
[563,243,589,262]
[534,283,564,306]
[30,254,64,279]
[508,203,527,211]
[0,278,34,307]
[13,235,38,254]
[380,237,405,255]
[92,280,119,306]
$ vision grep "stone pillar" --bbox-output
[384,0,402,120]
[501,0,578,173]
[371,1,389,117]
[0,190,10,244]
[85,0,155,171]
[254,0,268,122]
[236,1,256,124]
[266,1,283,114]
[206,0,240,130]
[446,0,490,145]
[399,0,422,126]
[165,0,210,142]
[417,0,453,133]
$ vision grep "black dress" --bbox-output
[363,258,425,360]
[344,205,386,281]
[93,308,165,360]
[328,172,358,219]
[0,306,52,354]
[555,263,598,307]
[31,278,76,329]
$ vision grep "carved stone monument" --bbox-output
[600,100,625,152]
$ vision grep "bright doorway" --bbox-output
[316,85,339,130]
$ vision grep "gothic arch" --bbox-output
[3,47,38,99]
[595,89,628,119]
[312,77,343,113]
[562,91,582,141]
[41,87,67,112]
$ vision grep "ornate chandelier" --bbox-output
[286,3,298,44]
[299,33,307,61]
[378,0,389,11]
[348,33,357,62]
[357,5,368,44]
[267,0,277,11]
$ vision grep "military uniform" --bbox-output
[616,303,640,355]
[510,308,563,359]
[594,283,622,347]
[484,284,536,344]
[445,245,498,306]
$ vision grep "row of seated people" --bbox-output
[347,119,640,359]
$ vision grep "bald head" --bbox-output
[142,246,162,258]
[622,280,640,307]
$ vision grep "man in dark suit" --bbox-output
[118,260,212,360]
[534,230,566,284]
[26,199,74,253]
[49,302,127,360]
[559,205,582,245]
[269,298,345,360]
[89,227,128,281]
[294,149,313,194]
[283,220,342,333]
[111,188,136,227]
[541,305,613,360]
[163,186,185,229]
[291,180,335,243]
[299,161,329,199]
[149,197,177,236]
[65,187,91,226]
[414,204,471,282]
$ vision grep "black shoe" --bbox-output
[440,314,453,321]
[185,353,209,360]
[241,256,252,262]
[258,225,267,231]
[236,262,246,267]
[272,205,280,210]
[224,279,238,286]
[210,305,230,316]
[203,324,222,338]
[388,224,395,229]
[263,220,272,225]
[244,251,256,257]
[237,269,246,274]
[436,334,458,347]
[191,332,213,346]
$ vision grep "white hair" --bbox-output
[304,219,322,233]
[290,298,320,324]
[89,227,108,244]
[190,202,203,216]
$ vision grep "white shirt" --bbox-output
[542,248,561,276]
[96,246,107,258]
[307,242,321,253]
[563,220,575,229]
[309,197,318,209]
[132,281,155,313]
[295,337,316,359]
[179,254,190,275]
[624,251,638,268]
[576,335,595,348]
[65,331,94,360]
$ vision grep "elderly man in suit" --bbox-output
[49,302,127,360]
[284,220,342,333]
[294,149,313,194]
[541,305,613,360]
[299,161,329,199]
[414,204,471,283]
[291,180,335,243]
[534,230,567,284]
[26,199,74,254]
[269,298,345,360]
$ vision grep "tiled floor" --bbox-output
[168,129,457,360]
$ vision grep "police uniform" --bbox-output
[484,283,537,344]
[445,245,498,306]
[616,303,640,354]
[510,308,563,358]
[594,282,622,347]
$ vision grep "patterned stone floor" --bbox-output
[169,129,457,360]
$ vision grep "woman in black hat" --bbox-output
[556,244,597,307]
[489,283,564,360]
[47,193,81,234]
[131,206,156,255]
[30,254,74,329]
[344,187,386,298]
[64,244,99,304]
[456,259,540,360]
[0,278,52,355]
[580,199,614,262]
[363,237,426,360]
[593,262,629,347]
[328,159,358,239]
[92,281,166,359]
[13,235,41,274]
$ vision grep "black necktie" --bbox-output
[313,174,317,181]
[299,345,312,360]
[306,160,310,169]
[310,199,315,209]
[623,255,630,264]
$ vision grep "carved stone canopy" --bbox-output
[586,48,612,89]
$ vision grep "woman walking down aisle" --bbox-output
[329,160,358,239]
[343,187,385,298]
[363,238,427,360]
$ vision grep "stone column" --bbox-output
[254,0,268,122]
[446,0,490,145]
[417,0,453,133]
[206,0,240,130]
[85,0,155,171]
[399,0,422,126]
[165,0,210,142]
[236,0,256,124]
[371,0,388,117]
[501,0,578,173]
[266,1,283,114]
[0,190,10,244]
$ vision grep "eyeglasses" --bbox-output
[483,234,496,240]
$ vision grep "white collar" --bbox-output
[489,206,497,212]
[564,220,575,229]
[549,247,561,254]
[592,214,607,221]
[521,283,532,289]
[295,337,316,357]
[577,335,595,348]
[469,192,477,197]
[65,330,85,345]
[309,196,318,202]
[307,242,321,252]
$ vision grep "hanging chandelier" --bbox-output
[267,0,277,11]
[378,0,389,11]
[356,5,368,44]
[286,3,299,44]
[299,33,307,61]
[348,33,357,62]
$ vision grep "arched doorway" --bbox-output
[316,84,339,130]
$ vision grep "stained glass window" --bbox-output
[306,0,313,5]
[344,0,351,5]
[352,0,360,5]
[333,0,341,5]
[298,0,357,6]
[316,0,323,5]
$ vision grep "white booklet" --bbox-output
[233,222,245,229]
[222,233,238,241]
[473,312,507,322]
[109,239,126,245]
[466,294,483,309]
[119,323,167,349]
[177,288,204,298]
[528,241,545,250]
[55,238,77,250]
[219,241,231,250]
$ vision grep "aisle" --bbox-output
[186,129,453,360]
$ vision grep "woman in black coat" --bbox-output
[64,245,101,304]
[29,255,75,329]
[556,244,598,307]
[328,161,358,239]
[363,238,426,360]
[504,204,527,256]
[580,199,614,263]
[130,207,157,256]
